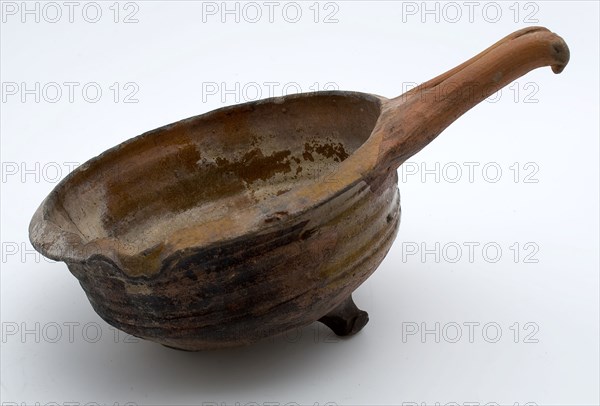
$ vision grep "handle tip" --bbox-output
[550,37,570,74]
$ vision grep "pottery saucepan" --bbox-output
[30,27,569,350]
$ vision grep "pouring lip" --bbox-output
[29,90,389,272]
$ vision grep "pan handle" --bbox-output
[375,27,569,172]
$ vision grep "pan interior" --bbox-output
[50,93,382,250]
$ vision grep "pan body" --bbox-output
[32,91,400,350]
[68,172,400,350]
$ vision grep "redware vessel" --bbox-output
[30,27,569,350]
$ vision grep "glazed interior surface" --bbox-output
[49,92,382,251]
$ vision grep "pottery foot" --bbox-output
[318,295,369,336]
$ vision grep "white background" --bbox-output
[1,1,598,405]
